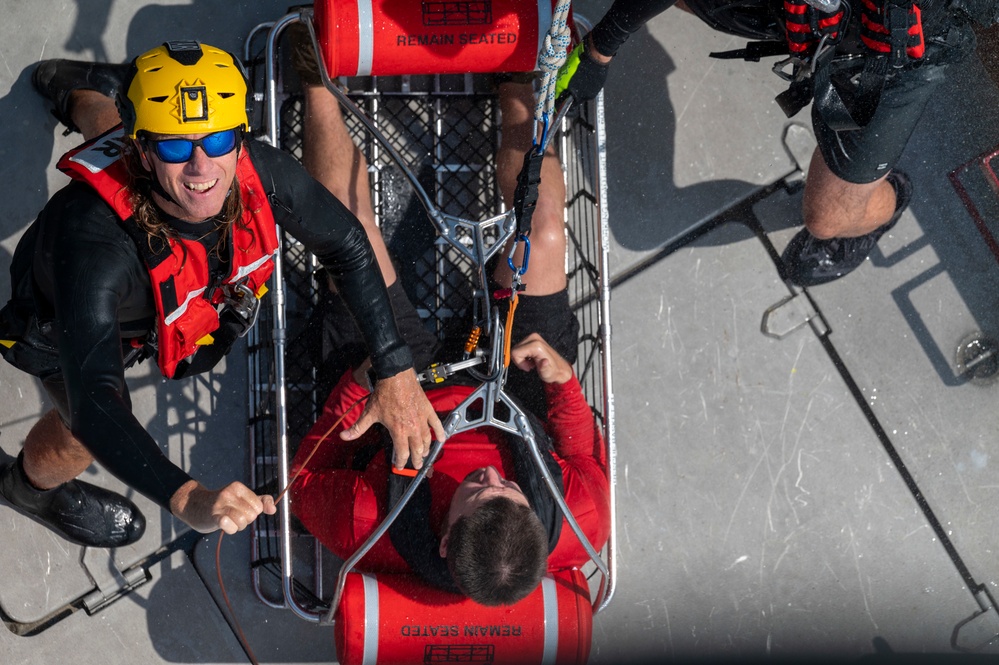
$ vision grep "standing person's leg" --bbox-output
[782,60,948,286]
[802,153,898,241]
[2,65,145,547]
[783,150,912,287]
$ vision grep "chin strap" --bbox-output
[148,175,180,207]
[134,140,183,208]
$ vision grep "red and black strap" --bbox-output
[784,0,847,56]
[860,0,925,64]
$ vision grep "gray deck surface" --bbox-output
[3,0,999,663]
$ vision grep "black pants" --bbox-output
[304,282,578,418]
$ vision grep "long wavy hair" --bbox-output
[122,140,245,259]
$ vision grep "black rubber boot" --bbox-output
[31,59,131,134]
[0,453,146,548]
[782,171,912,288]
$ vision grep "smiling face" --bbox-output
[137,132,239,223]
[439,466,529,557]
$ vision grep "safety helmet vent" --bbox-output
[118,41,249,139]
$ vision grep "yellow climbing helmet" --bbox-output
[119,41,249,139]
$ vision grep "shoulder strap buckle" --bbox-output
[222,282,261,335]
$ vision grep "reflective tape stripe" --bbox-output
[229,250,276,283]
[362,573,379,665]
[356,0,374,75]
[163,287,207,326]
[541,574,558,665]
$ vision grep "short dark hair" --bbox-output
[446,497,548,606]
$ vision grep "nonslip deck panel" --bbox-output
[0,550,248,665]
[601,217,988,660]
[0,357,249,625]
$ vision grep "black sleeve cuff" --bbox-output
[370,339,414,380]
[590,0,677,57]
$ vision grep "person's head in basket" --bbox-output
[440,465,548,606]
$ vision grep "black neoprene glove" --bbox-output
[555,40,611,104]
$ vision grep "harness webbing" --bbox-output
[785,0,848,55]
[860,0,926,65]
[513,148,546,236]
[713,0,926,122]
[512,0,572,242]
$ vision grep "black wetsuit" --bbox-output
[2,139,410,509]
[588,0,677,57]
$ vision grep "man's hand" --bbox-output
[170,479,277,535]
[555,36,612,104]
[341,368,446,470]
[510,333,574,384]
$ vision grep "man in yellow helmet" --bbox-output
[0,41,445,548]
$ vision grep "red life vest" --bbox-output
[57,125,279,379]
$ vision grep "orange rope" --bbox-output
[215,393,369,663]
[503,293,519,367]
[276,393,368,504]
[216,533,260,664]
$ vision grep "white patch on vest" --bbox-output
[69,128,128,174]
[164,287,208,326]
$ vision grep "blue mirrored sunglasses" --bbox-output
[142,129,239,164]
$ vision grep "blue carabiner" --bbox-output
[506,234,531,275]
[535,113,550,154]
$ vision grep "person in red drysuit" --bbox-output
[291,331,610,606]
